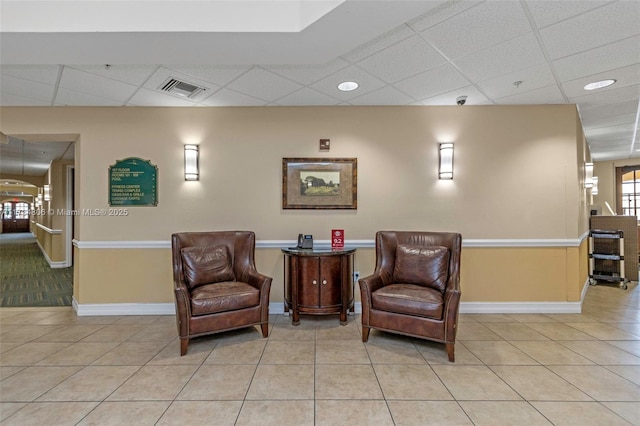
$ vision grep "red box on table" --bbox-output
[331,229,344,249]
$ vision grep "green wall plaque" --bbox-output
[109,157,158,206]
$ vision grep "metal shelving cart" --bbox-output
[588,229,628,290]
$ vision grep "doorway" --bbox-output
[2,200,30,233]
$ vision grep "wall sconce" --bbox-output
[44,184,51,201]
[439,143,454,180]
[184,144,199,181]
[585,162,594,188]
[591,176,599,195]
[36,193,43,207]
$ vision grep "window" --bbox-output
[1,201,31,220]
[616,166,640,217]
[2,202,13,219]
[15,202,30,219]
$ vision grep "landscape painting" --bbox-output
[282,158,357,209]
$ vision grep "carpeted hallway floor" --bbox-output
[0,232,72,307]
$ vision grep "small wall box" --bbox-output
[332,229,344,248]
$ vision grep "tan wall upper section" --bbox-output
[1,105,584,242]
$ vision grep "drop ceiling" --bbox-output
[1,0,639,176]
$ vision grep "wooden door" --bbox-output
[297,256,320,308]
[319,256,342,308]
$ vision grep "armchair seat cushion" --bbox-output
[371,283,443,320]
[190,281,259,316]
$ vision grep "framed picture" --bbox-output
[282,158,357,209]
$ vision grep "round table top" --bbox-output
[281,247,356,256]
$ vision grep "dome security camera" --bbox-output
[456,96,467,106]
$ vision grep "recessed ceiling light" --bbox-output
[337,81,358,92]
[584,79,616,91]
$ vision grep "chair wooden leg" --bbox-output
[445,342,455,362]
[180,338,189,356]
[362,326,370,342]
[261,323,269,338]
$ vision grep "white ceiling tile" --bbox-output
[348,85,416,105]
[54,88,123,106]
[0,92,49,106]
[579,98,639,120]
[67,64,158,86]
[570,84,640,111]
[453,33,547,83]
[526,0,612,28]
[585,122,636,138]
[416,85,489,106]
[59,68,138,103]
[0,65,60,85]
[266,59,350,85]
[310,65,386,101]
[562,64,640,98]
[199,89,267,107]
[408,1,482,32]
[583,113,637,130]
[164,65,251,87]
[355,35,447,83]
[340,25,415,63]
[393,63,469,101]
[226,67,302,102]
[274,87,341,106]
[495,85,566,104]
[477,64,556,99]
[539,1,640,60]
[127,88,198,107]
[553,36,640,82]
[0,74,55,102]
[421,1,531,60]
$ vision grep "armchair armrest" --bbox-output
[359,273,385,295]
[358,274,386,326]
[242,270,273,320]
[443,277,461,341]
[174,279,191,337]
[242,270,273,293]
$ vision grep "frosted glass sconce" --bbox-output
[184,144,199,181]
[585,162,594,188]
[591,176,599,195]
[44,184,51,201]
[439,143,454,180]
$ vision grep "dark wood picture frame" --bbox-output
[282,158,357,209]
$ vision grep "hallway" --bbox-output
[0,233,72,307]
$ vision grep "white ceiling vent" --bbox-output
[159,78,206,98]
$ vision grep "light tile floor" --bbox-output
[1,283,639,425]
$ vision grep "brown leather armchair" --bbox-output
[359,231,462,362]
[171,231,272,356]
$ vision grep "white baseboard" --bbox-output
[73,298,176,316]
[72,297,585,316]
[36,239,70,268]
[459,301,582,314]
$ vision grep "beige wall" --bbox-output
[1,105,589,306]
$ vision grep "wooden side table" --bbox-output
[282,247,355,325]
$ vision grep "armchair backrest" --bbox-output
[171,231,257,286]
[374,231,462,291]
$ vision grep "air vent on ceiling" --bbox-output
[159,78,206,98]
